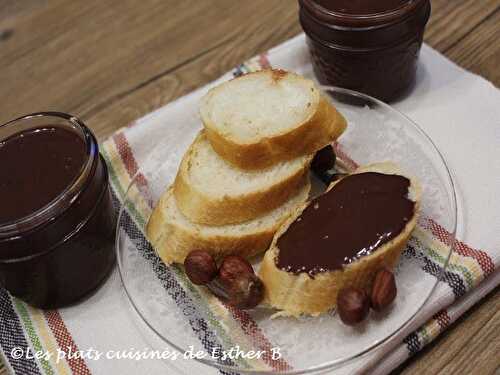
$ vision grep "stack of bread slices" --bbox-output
[146,69,347,265]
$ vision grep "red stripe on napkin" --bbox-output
[433,310,451,330]
[226,305,292,371]
[113,133,149,192]
[44,310,91,375]
[259,54,271,69]
[427,219,495,276]
[332,141,359,170]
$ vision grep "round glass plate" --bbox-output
[116,86,456,374]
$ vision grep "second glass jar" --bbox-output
[299,0,431,102]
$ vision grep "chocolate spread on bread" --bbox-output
[276,172,414,276]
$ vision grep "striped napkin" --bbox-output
[1,34,499,375]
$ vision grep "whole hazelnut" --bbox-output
[184,250,218,285]
[370,268,397,311]
[211,255,264,309]
[337,287,370,326]
[219,255,255,277]
[213,273,264,309]
[311,145,339,184]
[311,145,336,174]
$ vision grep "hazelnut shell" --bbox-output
[370,268,397,311]
[337,287,370,326]
[184,250,218,285]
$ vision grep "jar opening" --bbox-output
[315,0,410,16]
[300,0,427,27]
[0,112,97,237]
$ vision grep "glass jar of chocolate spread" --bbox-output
[299,0,431,102]
[0,112,116,309]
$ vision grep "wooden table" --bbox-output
[1,1,499,374]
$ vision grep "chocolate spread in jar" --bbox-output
[0,126,86,224]
[276,172,414,277]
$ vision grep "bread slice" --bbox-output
[259,162,421,317]
[200,69,347,170]
[146,181,311,265]
[173,131,312,225]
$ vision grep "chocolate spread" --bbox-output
[276,172,414,276]
[0,127,86,224]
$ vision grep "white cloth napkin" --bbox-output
[42,34,500,375]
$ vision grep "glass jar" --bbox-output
[0,112,116,308]
[299,0,431,102]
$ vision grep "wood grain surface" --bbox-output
[1,1,499,374]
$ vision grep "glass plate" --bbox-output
[116,87,456,374]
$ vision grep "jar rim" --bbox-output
[299,0,428,27]
[0,112,98,237]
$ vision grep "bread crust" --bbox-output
[259,162,421,317]
[201,71,347,170]
[146,184,311,265]
[173,132,312,225]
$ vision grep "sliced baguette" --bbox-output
[146,181,311,265]
[173,131,312,225]
[200,69,347,170]
[259,162,421,317]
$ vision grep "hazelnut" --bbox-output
[219,255,255,277]
[370,268,397,311]
[210,255,264,309]
[337,287,370,326]
[311,145,339,184]
[311,145,336,173]
[184,250,218,285]
[212,273,264,309]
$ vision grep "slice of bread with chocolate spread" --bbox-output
[259,162,421,317]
